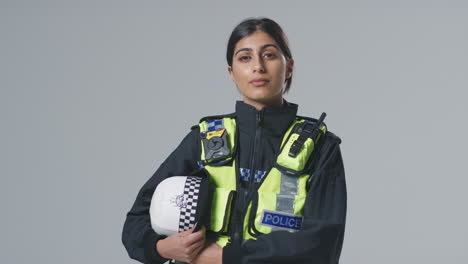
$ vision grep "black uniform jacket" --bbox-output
[122,100,347,264]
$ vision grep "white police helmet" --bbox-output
[150,176,211,236]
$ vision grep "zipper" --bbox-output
[244,110,264,223]
[231,110,264,245]
[249,110,263,186]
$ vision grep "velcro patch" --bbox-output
[260,209,303,231]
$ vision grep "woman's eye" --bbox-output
[264,53,276,59]
[239,55,250,61]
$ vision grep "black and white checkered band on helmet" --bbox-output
[167,176,205,264]
[178,176,202,232]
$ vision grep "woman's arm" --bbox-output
[223,132,347,264]
[121,127,201,264]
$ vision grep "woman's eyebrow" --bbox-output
[234,44,279,56]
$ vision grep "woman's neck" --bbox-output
[242,96,284,111]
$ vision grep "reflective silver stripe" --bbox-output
[280,172,298,195]
[276,173,298,212]
[271,173,299,231]
[276,194,295,213]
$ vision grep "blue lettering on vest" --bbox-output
[260,209,303,231]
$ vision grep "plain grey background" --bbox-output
[2,1,467,263]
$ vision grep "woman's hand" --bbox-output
[156,225,206,263]
[190,241,223,264]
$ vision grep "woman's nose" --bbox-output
[253,57,266,73]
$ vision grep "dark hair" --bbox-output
[226,17,293,93]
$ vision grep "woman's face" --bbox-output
[228,30,293,109]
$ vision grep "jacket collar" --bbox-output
[235,99,298,137]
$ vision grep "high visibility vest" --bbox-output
[197,114,327,247]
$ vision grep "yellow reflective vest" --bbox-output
[197,115,327,247]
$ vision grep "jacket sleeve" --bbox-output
[122,127,201,264]
[223,132,347,264]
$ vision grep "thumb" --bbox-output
[190,222,198,233]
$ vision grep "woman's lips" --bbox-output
[250,80,269,86]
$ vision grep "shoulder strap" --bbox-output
[190,113,236,130]
[199,112,236,123]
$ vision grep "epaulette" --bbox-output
[324,130,342,144]
[190,112,236,130]
[198,112,236,123]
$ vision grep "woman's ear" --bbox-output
[286,59,294,79]
[228,66,235,82]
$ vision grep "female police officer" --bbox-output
[122,17,347,264]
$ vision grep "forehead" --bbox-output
[234,31,278,51]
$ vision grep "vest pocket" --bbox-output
[277,133,315,173]
[209,188,235,234]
